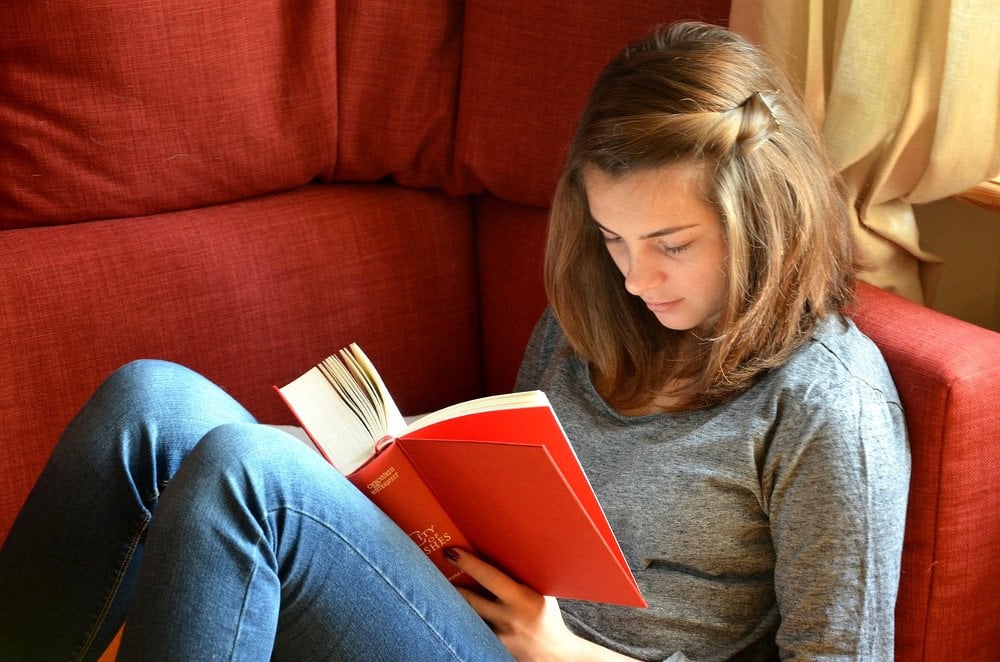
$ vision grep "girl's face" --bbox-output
[584,163,728,332]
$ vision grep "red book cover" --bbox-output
[347,439,478,590]
[397,405,644,607]
[347,403,645,608]
[276,344,646,608]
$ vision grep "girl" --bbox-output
[0,22,908,661]
[505,21,909,659]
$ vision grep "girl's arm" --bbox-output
[765,385,909,658]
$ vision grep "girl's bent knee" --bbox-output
[193,423,345,490]
[97,360,203,414]
[106,359,208,399]
[191,424,300,476]
[95,360,255,429]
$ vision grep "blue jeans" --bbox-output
[0,360,513,661]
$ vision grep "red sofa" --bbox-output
[2,2,999,659]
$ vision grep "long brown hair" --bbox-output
[545,22,854,412]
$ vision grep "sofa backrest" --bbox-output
[1,1,731,229]
[455,1,730,207]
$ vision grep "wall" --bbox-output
[914,198,1000,331]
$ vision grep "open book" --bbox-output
[276,343,646,608]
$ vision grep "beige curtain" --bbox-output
[730,0,1000,303]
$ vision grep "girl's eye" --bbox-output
[600,233,622,245]
[660,241,692,256]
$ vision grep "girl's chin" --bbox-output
[651,308,721,334]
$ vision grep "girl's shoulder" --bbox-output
[793,316,896,392]
[757,315,903,422]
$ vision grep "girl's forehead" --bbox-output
[583,163,722,236]
[582,162,706,196]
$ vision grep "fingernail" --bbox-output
[444,547,460,562]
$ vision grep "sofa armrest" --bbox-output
[852,281,1000,660]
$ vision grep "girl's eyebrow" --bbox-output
[593,220,697,240]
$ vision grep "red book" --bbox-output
[276,344,646,608]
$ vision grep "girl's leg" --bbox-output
[118,423,512,662]
[0,360,256,661]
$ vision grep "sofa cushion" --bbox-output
[474,194,550,394]
[0,184,482,544]
[332,1,470,194]
[0,1,337,228]
[456,0,732,206]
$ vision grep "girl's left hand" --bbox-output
[445,548,636,662]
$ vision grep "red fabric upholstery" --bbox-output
[456,0,731,206]
[0,1,338,228]
[475,195,550,394]
[332,2,470,193]
[0,185,481,543]
[853,282,1000,661]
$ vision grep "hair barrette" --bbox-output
[746,90,781,131]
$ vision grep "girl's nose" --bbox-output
[623,251,665,295]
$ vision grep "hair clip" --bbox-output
[747,90,781,131]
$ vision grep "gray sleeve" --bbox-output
[763,380,909,659]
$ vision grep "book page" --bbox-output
[406,391,548,434]
[318,355,381,438]
[277,343,408,474]
[276,367,377,472]
[343,344,407,438]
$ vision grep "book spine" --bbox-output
[348,440,477,589]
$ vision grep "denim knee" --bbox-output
[108,358,194,386]
[175,422,353,514]
[188,422,276,470]
[55,360,258,504]
[100,359,208,413]
[153,422,333,542]
[91,359,255,435]
[184,423,322,484]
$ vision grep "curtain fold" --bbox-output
[730,0,1000,303]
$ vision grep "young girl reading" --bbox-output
[0,22,908,661]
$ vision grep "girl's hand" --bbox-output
[445,548,637,661]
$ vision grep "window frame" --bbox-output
[954,178,1000,213]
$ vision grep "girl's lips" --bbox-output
[645,299,682,312]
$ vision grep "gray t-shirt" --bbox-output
[514,310,910,661]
